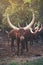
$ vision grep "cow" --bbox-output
[29,24,43,45]
[7,12,35,55]
[37,24,43,42]
[25,26,40,46]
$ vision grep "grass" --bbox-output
[8,57,43,65]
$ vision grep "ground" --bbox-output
[0,40,43,65]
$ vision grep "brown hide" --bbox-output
[8,29,26,40]
[8,29,18,38]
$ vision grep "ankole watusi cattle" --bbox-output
[24,24,41,46]
[37,24,43,42]
[7,12,38,55]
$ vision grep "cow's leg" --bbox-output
[11,37,14,51]
[30,39,33,46]
[26,40,28,52]
[17,38,20,55]
[34,35,38,43]
[21,40,25,55]
[11,38,14,47]
[21,42,24,55]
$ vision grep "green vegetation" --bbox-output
[0,0,43,29]
[8,57,43,65]
[8,62,18,65]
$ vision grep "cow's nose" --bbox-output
[20,36,25,40]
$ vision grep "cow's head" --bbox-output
[30,23,42,34]
[18,28,26,41]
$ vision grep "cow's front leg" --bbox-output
[21,40,25,55]
[21,42,23,55]
[17,38,20,55]
[30,39,33,46]
[26,40,28,52]
[11,37,14,51]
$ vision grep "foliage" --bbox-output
[2,0,35,28]
[0,0,43,28]
[23,0,32,3]
[8,62,18,65]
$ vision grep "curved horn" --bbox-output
[7,14,19,30]
[24,12,35,30]
[29,28,34,33]
[30,27,38,34]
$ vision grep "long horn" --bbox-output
[30,27,38,34]
[7,14,19,30]
[24,12,35,30]
[29,28,34,33]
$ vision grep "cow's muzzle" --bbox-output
[20,36,25,41]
